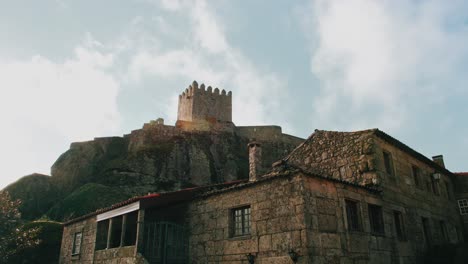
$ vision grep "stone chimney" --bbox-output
[432,155,445,168]
[248,141,262,182]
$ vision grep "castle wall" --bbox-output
[235,126,283,141]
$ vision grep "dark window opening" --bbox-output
[426,179,432,193]
[383,151,394,176]
[123,211,138,246]
[369,204,385,235]
[412,166,421,188]
[96,220,109,250]
[422,217,431,245]
[72,232,82,255]
[431,178,440,196]
[231,206,251,237]
[439,221,448,242]
[110,216,123,248]
[444,181,452,200]
[393,211,406,241]
[345,199,361,231]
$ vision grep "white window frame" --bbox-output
[457,199,468,215]
[72,232,83,256]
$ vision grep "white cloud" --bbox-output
[303,0,468,132]
[0,36,120,188]
[127,0,292,128]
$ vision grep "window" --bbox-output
[383,151,394,176]
[393,211,406,241]
[431,178,440,196]
[421,217,431,245]
[458,199,468,215]
[95,211,139,251]
[426,179,432,192]
[368,204,384,235]
[96,219,109,250]
[110,215,123,248]
[231,206,251,237]
[123,211,138,246]
[345,199,361,231]
[412,166,421,188]
[439,221,448,242]
[72,232,83,255]
[444,181,453,200]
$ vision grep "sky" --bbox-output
[1,0,467,189]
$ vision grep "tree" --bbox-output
[0,191,40,263]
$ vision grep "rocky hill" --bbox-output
[5,121,303,222]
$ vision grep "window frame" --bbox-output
[345,199,362,232]
[457,199,468,215]
[368,204,385,236]
[72,231,83,256]
[412,165,421,189]
[393,210,406,241]
[421,217,431,245]
[230,206,251,237]
[439,220,449,242]
[383,151,395,177]
[431,177,440,196]
[444,181,453,200]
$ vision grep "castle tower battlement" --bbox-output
[177,81,232,124]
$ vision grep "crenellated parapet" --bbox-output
[177,81,232,129]
[179,81,232,99]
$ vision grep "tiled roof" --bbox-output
[63,180,246,225]
[455,172,468,177]
[285,128,454,177]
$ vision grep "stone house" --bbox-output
[59,128,464,264]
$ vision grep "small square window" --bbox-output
[383,151,394,176]
[368,204,384,235]
[457,199,468,215]
[72,232,83,255]
[345,199,361,231]
[231,206,251,237]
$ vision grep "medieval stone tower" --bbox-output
[176,80,233,130]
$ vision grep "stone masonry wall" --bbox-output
[188,174,310,264]
[60,218,146,264]
[60,218,97,264]
[374,137,462,246]
[301,175,382,264]
[93,247,147,264]
[302,171,461,264]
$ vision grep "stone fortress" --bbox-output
[55,81,302,197]
[131,80,300,142]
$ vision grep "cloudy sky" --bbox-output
[1,0,467,189]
